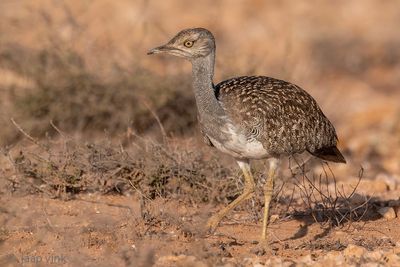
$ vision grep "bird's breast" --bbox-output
[207,123,271,160]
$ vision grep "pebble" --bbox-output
[377,207,397,220]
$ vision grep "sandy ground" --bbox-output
[0,1,400,266]
[1,188,400,267]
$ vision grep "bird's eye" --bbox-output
[184,40,194,48]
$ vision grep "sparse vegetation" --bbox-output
[5,125,241,203]
[1,1,400,266]
[0,45,196,145]
[291,162,370,227]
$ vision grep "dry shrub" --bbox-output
[3,122,370,230]
[4,124,241,204]
[0,45,196,145]
[289,159,370,228]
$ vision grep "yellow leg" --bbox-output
[261,158,279,240]
[207,159,255,232]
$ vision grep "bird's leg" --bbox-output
[207,159,255,232]
[261,158,279,241]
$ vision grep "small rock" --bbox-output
[344,244,366,258]
[378,207,397,220]
[388,201,400,217]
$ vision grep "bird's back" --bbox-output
[214,76,345,162]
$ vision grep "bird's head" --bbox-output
[147,28,215,60]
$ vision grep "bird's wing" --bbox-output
[214,76,338,155]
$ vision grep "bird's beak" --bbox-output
[147,44,170,55]
[147,43,189,58]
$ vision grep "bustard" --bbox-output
[148,28,346,241]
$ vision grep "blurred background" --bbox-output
[1,1,400,265]
[0,0,399,174]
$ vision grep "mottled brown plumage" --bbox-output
[214,76,345,162]
[148,27,346,242]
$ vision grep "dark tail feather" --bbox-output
[308,146,346,163]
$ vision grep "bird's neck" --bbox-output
[191,51,225,119]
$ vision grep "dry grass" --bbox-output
[1,0,399,148]
[4,123,242,205]
[291,161,370,228]
[4,121,372,231]
[0,45,196,145]
[1,1,400,265]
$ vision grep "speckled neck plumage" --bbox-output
[191,50,227,137]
